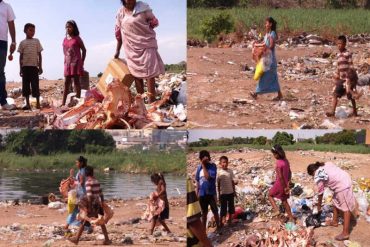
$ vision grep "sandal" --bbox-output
[334,234,349,241]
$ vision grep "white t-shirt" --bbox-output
[0,1,15,42]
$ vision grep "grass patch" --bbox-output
[188,7,370,40]
[188,143,370,154]
[0,150,186,174]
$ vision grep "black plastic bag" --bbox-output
[305,213,321,228]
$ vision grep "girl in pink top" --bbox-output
[269,145,294,221]
[62,20,87,106]
[114,0,165,103]
[307,162,357,241]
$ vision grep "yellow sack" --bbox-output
[67,190,77,214]
[253,60,264,81]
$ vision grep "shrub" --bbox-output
[272,132,295,146]
[200,13,234,42]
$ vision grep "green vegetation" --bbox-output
[200,13,234,42]
[0,149,186,174]
[2,129,115,156]
[188,130,369,154]
[188,143,370,154]
[165,62,187,73]
[188,8,370,40]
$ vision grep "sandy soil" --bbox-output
[187,149,370,246]
[187,45,370,129]
[0,197,186,247]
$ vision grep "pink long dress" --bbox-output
[269,159,291,201]
[115,2,165,79]
[314,162,356,212]
[63,36,84,77]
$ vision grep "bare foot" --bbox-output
[250,91,257,100]
[334,233,349,241]
[272,96,282,101]
[326,112,335,117]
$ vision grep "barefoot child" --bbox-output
[217,156,237,227]
[150,173,171,235]
[307,162,358,241]
[69,166,111,245]
[326,68,359,117]
[62,20,86,106]
[18,23,43,110]
[268,145,294,221]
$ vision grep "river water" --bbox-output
[0,171,185,202]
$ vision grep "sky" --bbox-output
[5,0,186,81]
[188,129,343,142]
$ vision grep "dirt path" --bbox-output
[187,149,370,246]
[0,197,186,247]
[187,45,370,129]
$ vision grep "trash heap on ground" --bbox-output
[4,59,187,129]
[0,198,186,245]
[187,149,370,246]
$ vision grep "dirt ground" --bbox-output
[187,149,370,246]
[0,197,186,247]
[187,44,370,129]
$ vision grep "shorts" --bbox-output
[199,194,218,217]
[22,66,40,97]
[220,193,235,217]
[160,206,169,220]
[334,82,354,100]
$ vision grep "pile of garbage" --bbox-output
[46,72,187,129]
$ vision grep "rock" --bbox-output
[122,236,134,245]
[153,231,162,237]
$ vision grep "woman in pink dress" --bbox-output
[114,0,165,103]
[268,144,294,221]
[62,20,87,106]
[307,162,358,241]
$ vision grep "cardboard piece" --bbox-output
[97,59,135,96]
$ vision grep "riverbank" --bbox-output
[0,197,186,247]
[0,150,186,174]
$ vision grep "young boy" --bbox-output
[18,23,43,110]
[335,35,352,81]
[195,150,220,230]
[68,166,111,245]
[327,68,359,117]
[217,156,237,227]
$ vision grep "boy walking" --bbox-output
[217,156,237,227]
[18,23,43,110]
[195,150,220,230]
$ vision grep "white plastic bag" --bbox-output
[261,50,272,72]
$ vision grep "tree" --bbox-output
[272,132,295,146]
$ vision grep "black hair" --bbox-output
[151,173,166,185]
[199,150,211,160]
[266,17,277,35]
[85,166,94,177]
[271,144,286,160]
[77,156,87,168]
[219,156,228,162]
[24,23,35,33]
[121,0,126,6]
[66,20,80,36]
[338,35,347,43]
[307,162,325,176]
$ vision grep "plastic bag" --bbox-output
[67,189,77,214]
[305,213,321,228]
[253,60,264,81]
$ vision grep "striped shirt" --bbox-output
[337,49,353,80]
[85,177,102,199]
[217,168,235,195]
[18,38,43,67]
